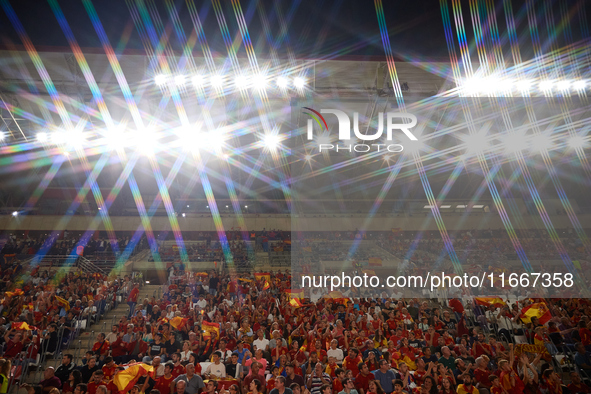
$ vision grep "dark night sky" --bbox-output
[1,0,586,61]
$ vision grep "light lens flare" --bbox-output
[501,132,528,154]
[12,211,18,217]
[252,73,268,89]
[51,131,67,145]
[203,132,226,152]
[556,80,571,92]
[263,134,281,150]
[568,135,588,150]
[276,76,288,88]
[462,132,490,154]
[0,131,5,141]
[210,75,224,88]
[539,80,553,92]
[155,74,167,86]
[516,79,533,93]
[573,80,587,91]
[235,75,249,89]
[134,127,160,156]
[174,75,186,86]
[192,75,204,87]
[294,77,305,88]
[530,134,553,153]
[37,132,48,142]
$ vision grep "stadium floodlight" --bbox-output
[191,75,205,87]
[174,75,186,86]
[0,131,5,141]
[423,205,434,209]
[51,131,67,145]
[556,80,571,92]
[573,80,587,91]
[501,132,528,154]
[135,127,160,156]
[456,205,467,208]
[263,134,280,150]
[203,132,226,151]
[12,211,18,217]
[37,132,48,142]
[276,76,288,88]
[539,80,553,92]
[252,73,268,89]
[182,213,186,218]
[440,205,451,209]
[480,77,500,95]
[235,75,249,90]
[568,135,588,150]
[516,79,533,93]
[187,205,190,208]
[155,74,167,86]
[473,205,484,208]
[304,154,312,161]
[497,78,514,95]
[210,75,224,88]
[67,130,86,148]
[462,132,490,154]
[245,205,248,208]
[529,133,553,153]
[462,77,480,96]
[294,77,306,88]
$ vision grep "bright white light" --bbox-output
[423,205,434,209]
[135,127,160,155]
[187,205,190,208]
[276,76,288,88]
[573,80,587,91]
[316,135,332,145]
[473,205,484,208]
[252,74,268,89]
[501,132,528,154]
[516,79,532,93]
[294,77,305,88]
[12,211,18,217]
[222,154,229,159]
[235,75,249,89]
[456,205,467,208]
[192,75,205,87]
[203,132,226,151]
[210,75,224,88]
[304,154,312,161]
[497,78,514,94]
[174,75,186,86]
[539,80,553,92]
[182,213,186,218]
[98,207,102,210]
[0,131,5,141]
[463,78,481,95]
[37,132,48,142]
[67,131,86,148]
[155,74,167,86]
[568,135,588,150]
[440,205,451,209]
[245,205,248,208]
[102,127,126,150]
[530,134,553,153]
[480,78,501,94]
[556,80,571,92]
[51,132,67,145]
[263,134,280,150]
[225,205,229,208]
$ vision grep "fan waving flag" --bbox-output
[170,317,188,330]
[55,296,70,311]
[12,322,32,330]
[475,297,506,308]
[254,273,271,283]
[114,363,154,393]
[284,289,304,299]
[263,281,270,290]
[202,321,220,339]
[520,302,552,324]
[290,298,304,308]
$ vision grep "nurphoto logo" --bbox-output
[303,107,418,153]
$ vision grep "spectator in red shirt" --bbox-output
[127,284,140,318]
[355,363,375,394]
[2,329,25,359]
[567,372,591,394]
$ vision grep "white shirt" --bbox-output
[205,362,226,378]
[196,299,207,309]
[327,348,344,362]
[253,338,270,351]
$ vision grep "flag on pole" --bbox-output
[520,302,552,324]
[113,363,154,393]
[170,317,188,330]
[55,296,70,311]
[263,281,270,290]
[474,297,506,308]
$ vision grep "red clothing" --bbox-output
[567,383,591,394]
[355,372,375,394]
[580,328,591,346]
[3,340,23,358]
[154,375,174,394]
[102,365,117,380]
[172,364,185,378]
[343,355,362,377]
[474,369,492,389]
[128,287,140,303]
[92,341,110,357]
[333,378,344,393]
[500,370,525,394]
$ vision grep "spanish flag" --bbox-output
[475,297,506,308]
[12,322,32,330]
[254,273,271,283]
[284,289,304,299]
[290,298,304,308]
[55,296,71,311]
[113,363,154,393]
[263,281,270,291]
[202,321,220,339]
[5,289,24,298]
[170,317,188,330]
[520,302,552,324]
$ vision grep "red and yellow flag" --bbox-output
[284,289,304,299]
[263,281,270,291]
[12,322,32,330]
[254,273,271,283]
[520,302,552,324]
[5,289,24,298]
[475,297,506,308]
[202,321,220,339]
[55,296,70,311]
[170,317,188,330]
[290,298,304,308]
[114,363,154,393]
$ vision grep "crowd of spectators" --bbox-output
[0,269,589,394]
